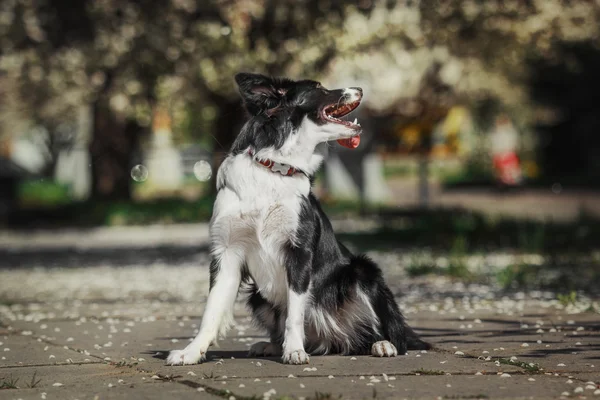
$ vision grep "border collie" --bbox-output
[167,73,430,365]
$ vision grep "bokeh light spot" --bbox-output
[193,160,212,182]
[131,164,149,182]
[551,183,562,194]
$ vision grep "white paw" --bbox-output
[249,341,282,357]
[371,340,398,357]
[166,348,206,365]
[282,349,310,365]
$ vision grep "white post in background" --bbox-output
[146,108,183,192]
[71,104,93,200]
[325,154,359,200]
[363,152,391,204]
[54,104,93,201]
[325,152,391,204]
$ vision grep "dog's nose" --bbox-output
[344,87,363,102]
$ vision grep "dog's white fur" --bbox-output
[166,89,384,365]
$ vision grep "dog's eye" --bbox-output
[315,83,327,93]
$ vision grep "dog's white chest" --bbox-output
[247,200,301,304]
[210,154,309,306]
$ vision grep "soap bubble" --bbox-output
[131,164,149,182]
[551,183,562,194]
[193,160,212,182]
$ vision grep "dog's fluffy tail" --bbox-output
[376,287,431,353]
[345,255,432,354]
[404,324,432,350]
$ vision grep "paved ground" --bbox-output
[385,177,600,222]
[1,224,599,399]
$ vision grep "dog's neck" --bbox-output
[250,143,327,178]
[248,149,308,177]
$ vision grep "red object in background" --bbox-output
[493,152,522,185]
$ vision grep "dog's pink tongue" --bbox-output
[337,135,361,149]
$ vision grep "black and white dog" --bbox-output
[167,73,430,365]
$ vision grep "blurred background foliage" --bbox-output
[0,0,599,293]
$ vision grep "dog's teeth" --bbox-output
[353,118,358,125]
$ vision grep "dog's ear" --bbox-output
[235,73,284,116]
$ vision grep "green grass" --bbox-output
[557,291,578,307]
[201,372,221,380]
[105,197,214,226]
[406,262,442,277]
[307,393,341,400]
[496,263,542,290]
[26,371,41,389]
[495,259,600,292]
[338,208,600,253]
[497,358,541,373]
[440,153,494,187]
[383,164,415,178]
[11,196,215,227]
[412,368,446,375]
[406,235,475,281]
[178,377,339,400]
[0,375,19,389]
[18,180,71,207]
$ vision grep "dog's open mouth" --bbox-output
[322,100,362,149]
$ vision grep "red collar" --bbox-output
[248,149,307,177]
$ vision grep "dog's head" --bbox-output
[235,73,363,151]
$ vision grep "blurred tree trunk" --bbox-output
[89,96,143,200]
[207,94,244,196]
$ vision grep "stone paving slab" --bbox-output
[148,350,523,380]
[2,296,598,400]
[0,334,98,368]
[176,373,590,400]
[412,312,600,375]
[0,364,219,400]
[1,316,522,378]
[2,315,266,365]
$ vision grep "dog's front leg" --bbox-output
[167,252,242,365]
[282,244,312,365]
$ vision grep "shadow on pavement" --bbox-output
[0,244,210,269]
